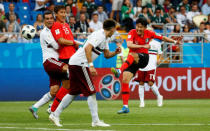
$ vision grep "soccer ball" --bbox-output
[21,25,36,40]
[98,74,121,100]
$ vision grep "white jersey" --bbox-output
[140,39,162,71]
[40,27,59,63]
[69,29,110,67]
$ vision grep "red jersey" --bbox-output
[51,21,76,59]
[127,29,163,54]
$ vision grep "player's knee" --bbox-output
[129,53,139,63]
[50,85,59,97]
[139,81,144,86]
[62,64,68,72]
[148,81,154,87]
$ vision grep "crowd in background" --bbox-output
[0,0,210,43]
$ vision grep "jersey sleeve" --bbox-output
[149,30,163,40]
[86,34,104,48]
[51,23,63,42]
[127,30,135,42]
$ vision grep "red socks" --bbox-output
[121,83,130,105]
[120,54,134,72]
[51,87,69,112]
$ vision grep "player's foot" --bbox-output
[92,120,110,127]
[29,106,38,119]
[49,113,62,127]
[117,106,130,114]
[46,103,52,114]
[139,101,145,108]
[157,95,163,107]
[111,67,120,78]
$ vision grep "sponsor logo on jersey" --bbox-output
[128,35,131,38]
[55,29,60,35]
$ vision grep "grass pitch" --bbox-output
[0,99,210,131]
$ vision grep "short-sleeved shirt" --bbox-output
[69,29,110,67]
[51,21,76,59]
[140,39,162,71]
[127,29,163,54]
[40,27,59,63]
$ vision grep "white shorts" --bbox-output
[112,0,123,11]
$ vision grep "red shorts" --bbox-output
[134,69,156,82]
[43,58,67,87]
[68,65,96,96]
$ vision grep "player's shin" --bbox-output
[119,54,134,72]
[138,85,145,104]
[51,87,70,112]
[33,92,53,108]
[122,83,130,107]
[54,94,76,117]
[150,83,161,97]
[87,94,100,123]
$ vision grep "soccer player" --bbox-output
[49,19,123,127]
[49,5,79,113]
[134,39,163,108]
[111,17,182,114]
[29,11,69,119]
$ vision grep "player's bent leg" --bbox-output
[88,94,110,127]
[49,94,76,127]
[51,80,70,112]
[118,71,133,114]
[139,82,145,108]
[148,81,163,107]
[29,85,58,119]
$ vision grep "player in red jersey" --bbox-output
[49,5,79,113]
[111,18,182,114]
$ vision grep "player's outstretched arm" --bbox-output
[57,38,75,46]
[162,36,182,44]
[104,47,121,58]
[127,41,150,49]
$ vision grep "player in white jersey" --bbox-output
[49,19,121,127]
[134,39,163,107]
[29,11,69,119]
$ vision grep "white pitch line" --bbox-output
[0,127,114,131]
[0,123,210,126]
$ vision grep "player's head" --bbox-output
[103,19,116,37]
[43,10,54,29]
[136,17,148,35]
[54,5,66,23]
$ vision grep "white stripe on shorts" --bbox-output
[82,66,95,91]
[48,58,62,67]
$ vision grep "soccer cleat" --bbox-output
[157,95,163,107]
[111,67,120,78]
[29,106,38,119]
[117,106,130,114]
[49,113,62,127]
[92,120,110,127]
[139,102,145,108]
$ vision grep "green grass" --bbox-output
[0,100,210,131]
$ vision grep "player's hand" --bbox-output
[143,44,151,49]
[115,47,121,54]
[176,35,183,45]
[89,66,97,76]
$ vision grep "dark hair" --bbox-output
[136,17,148,27]
[142,6,147,10]
[43,10,53,19]
[155,7,161,12]
[97,5,103,9]
[54,5,65,13]
[103,19,116,30]
[92,13,98,17]
[36,14,42,21]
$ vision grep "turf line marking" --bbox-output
[0,123,210,126]
[0,127,114,131]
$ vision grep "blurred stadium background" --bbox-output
[0,0,210,130]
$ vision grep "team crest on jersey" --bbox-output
[128,35,131,39]
[145,38,149,43]
[55,29,60,35]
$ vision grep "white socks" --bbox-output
[138,85,144,103]
[151,84,161,97]
[87,94,100,123]
[33,92,52,108]
[54,94,76,117]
